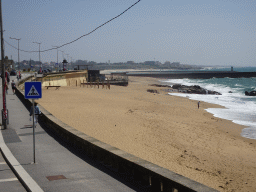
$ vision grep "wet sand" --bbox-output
[37,76,256,192]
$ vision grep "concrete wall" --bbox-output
[16,76,219,192]
[42,72,87,87]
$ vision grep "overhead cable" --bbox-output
[5,0,141,53]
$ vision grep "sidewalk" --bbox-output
[0,76,146,192]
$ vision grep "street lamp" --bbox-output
[52,46,59,72]
[9,37,21,70]
[66,54,69,70]
[70,57,73,70]
[61,51,65,60]
[33,42,42,72]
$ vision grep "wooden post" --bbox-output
[107,80,110,89]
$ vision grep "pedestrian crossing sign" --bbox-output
[25,82,42,99]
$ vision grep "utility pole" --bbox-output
[52,46,59,72]
[70,57,72,70]
[33,42,42,72]
[61,51,65,70]
[0,0,7,129]
[66,54,69,70]
[10,37,21,70]
[61,51,65,60]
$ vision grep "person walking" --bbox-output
[11,80,16,94]
[6,83,8,94]
[198,101,200,109]
[5,70,10,84]
[30,103,41,127]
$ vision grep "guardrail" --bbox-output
[15,76,219,192]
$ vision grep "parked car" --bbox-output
[47,69,51,72]
[10,70,17,76]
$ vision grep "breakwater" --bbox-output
[126,71,256,79]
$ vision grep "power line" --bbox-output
[5,0,141,53]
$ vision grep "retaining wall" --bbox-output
[16,76,219,192]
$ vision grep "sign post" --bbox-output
[25,82,42,164]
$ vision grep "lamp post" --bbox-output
[9,37,21,70]
[61,51,65,60]
[33,42,41,72]
[60,51,65,71]
[52,46,59,72]
[66,54,69,70]
[70,57,73,70]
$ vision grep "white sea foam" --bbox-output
[164,78,256,140]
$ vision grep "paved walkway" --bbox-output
[0,75,147,192]
[0,150,26,192]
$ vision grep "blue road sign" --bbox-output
[25,82,42,99]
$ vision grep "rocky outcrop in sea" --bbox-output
[150,84,222,95]
[171,84,222,95]
[245,91,256,96]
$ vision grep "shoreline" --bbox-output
[149,77,256,146]
[37,76,256,191]
[158,77,256,141]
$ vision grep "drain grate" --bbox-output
[46,175,67,181]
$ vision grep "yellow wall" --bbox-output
[42,71,87,87]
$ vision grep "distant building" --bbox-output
[127,61,135,64]
[170,62,180,67]
[163,61,171,65]
[144,61,155,65]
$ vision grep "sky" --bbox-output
[2,0,256,67]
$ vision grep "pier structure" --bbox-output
[125,70,256,79]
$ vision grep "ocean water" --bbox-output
[163,67,256,140]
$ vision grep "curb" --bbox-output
[0,130,44,192]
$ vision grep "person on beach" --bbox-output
[30,103,41,127]
[11,80,16,94]
[198,101,200,109]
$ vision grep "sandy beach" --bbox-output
[36,76,256,192]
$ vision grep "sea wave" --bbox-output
[164,76,256,140]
